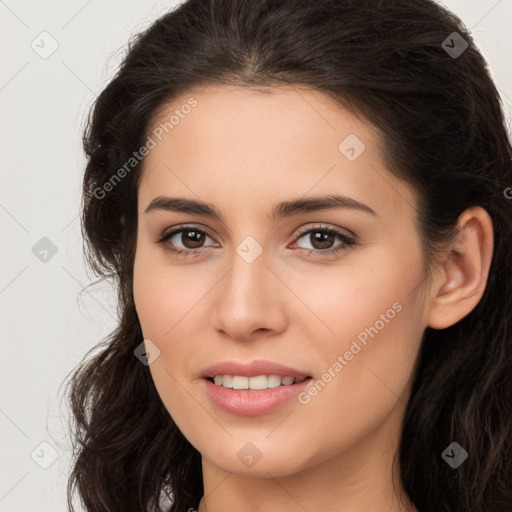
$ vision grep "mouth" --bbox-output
[202,374,314,416]
[200,360,313,414]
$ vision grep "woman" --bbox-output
[64,0,512,510]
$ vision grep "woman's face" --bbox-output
[133,85,431,478]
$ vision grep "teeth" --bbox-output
[232,376,249,390]
[267,375,282,388]
[211,374,306,390]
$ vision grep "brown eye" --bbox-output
[177,229,206,249]
[293,225,356,256]
[307,231,337,250]
[156,226,215,256]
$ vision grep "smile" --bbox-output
[203,376,313,416]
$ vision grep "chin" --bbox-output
[200,438,313,477]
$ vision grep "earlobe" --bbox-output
[426,207,494,330]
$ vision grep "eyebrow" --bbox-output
[144,194,378,220]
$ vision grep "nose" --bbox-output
[213,246,288,342]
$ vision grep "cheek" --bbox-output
[291,237,424,350]
[290,247,425,446]
[132,243,217,392]
[133,248,209,442]
[133,243,206,339]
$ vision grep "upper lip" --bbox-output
[201,360,311,379]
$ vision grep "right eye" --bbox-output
[156,225,218,256]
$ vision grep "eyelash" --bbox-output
[155,224,357,258]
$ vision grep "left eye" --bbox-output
[156,225,356,257]
[292,227,356,253]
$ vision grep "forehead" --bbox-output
[139,85,417,221]
[146,84,376,156]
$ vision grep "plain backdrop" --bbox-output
[1,1,511,510]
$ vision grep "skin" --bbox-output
[132,85,493,511]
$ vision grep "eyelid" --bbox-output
[155,223,217,244]
[293,223,356,240]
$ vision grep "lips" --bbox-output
[201,359,311,379]
[202,375,313,415]
[200,359,313,415]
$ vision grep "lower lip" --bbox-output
[202,377,312,416]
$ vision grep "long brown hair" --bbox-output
[64,0,512,510]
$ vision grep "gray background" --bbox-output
[1,1,511,510]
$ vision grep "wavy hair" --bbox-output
[64,0,512,510]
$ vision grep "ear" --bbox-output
[426,206,494,330]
